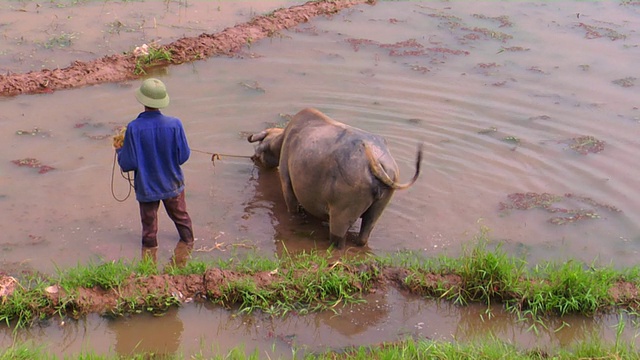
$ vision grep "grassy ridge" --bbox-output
[3,233,640,358]
[391,239,638,323]
[1,236,639,330]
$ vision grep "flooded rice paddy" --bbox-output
[1,0,639,357]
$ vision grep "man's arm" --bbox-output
[116,130,137,172]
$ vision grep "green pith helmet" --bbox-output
[135,78,170,109]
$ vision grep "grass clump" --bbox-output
[524,260,619,318]
[453,239,526,307]
[210,250,375,316]
[396,229,528,311]
[56,259,140,291]
[0,280,52,328]
[132,44,173,75]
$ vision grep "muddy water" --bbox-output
[2,289,639,358]
[1,0,640,357]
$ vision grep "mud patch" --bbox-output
[0,0,373,97]
[11,158,55,174]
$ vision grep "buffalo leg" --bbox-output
[356,199,390,246]
[330,233,347,250]
[279,166,299,213]
[329,207,358,249]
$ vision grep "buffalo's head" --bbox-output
[247,128,284,169]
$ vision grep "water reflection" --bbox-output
[2,289,640,357]
[108,309,183,357]
[169,241,194,269]
[139,241,193,271]
[315,290,389,338]
[241,165,330,255]
[452,303,619,350]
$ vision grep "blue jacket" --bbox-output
[117,111,191,202]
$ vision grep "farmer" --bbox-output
[115,78,195,255]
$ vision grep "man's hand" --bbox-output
[112,126,126,150]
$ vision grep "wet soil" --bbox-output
[0,0,373,96]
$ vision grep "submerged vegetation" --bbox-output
[499,191,621,225]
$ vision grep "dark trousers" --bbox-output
[139,190,194,248]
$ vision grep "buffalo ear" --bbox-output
[248,130,268,143]
[255,142,270,156]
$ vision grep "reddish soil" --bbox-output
[0,0,374,97]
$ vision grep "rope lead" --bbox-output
[191,149,252,167]
[110,149,252,202]
[111,152,133,202]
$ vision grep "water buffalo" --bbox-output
[247,108,422,249]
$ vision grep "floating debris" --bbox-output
[16,127,49,136]
[612,77,636,88]
[499,46,530,53]
[567,135,605,155]
[426,47,469,56]
[462,27,513,42]
[528,115,551,121]
[565,193,621,213]
[381,39,426,57]
[426,12,463,27]
[472,14,513,28]
[477,62,500,69]
[75,121,120,141]
[474,62,501,76]
[409,64,430,74]
[345,38,379,52]
[239,81,265,93]
[577,23,626,40]
[345,37,468,62]
[501,192,562,211]
[379,39,423,50]
[499,192,621,225]
[84,134,111,140]
[502,136,521,145]
[11,158,55,174]
[527,66,549,75]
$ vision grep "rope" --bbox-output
[191,149,253,166]
[110,149,252,202]
[111,151,134,202]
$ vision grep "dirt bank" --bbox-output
[0,0,373,97]
[2,262,638,326]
